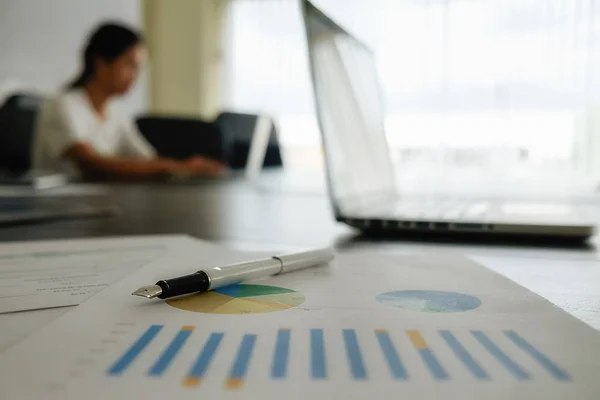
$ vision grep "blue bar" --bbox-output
[342,329,367,380]
[407,330,449,380]
[310,329,326,379]
[375,330,408,380]
[472,331,530,380]
[188,333,224,378]
[504,331,571,381]
[229,334,257,379]
[107,325,162,375]
[419,349,449,380]
[440,330,489,380]
[271,329,291,379]
[148,328,193,376]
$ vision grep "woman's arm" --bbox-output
[64,143,224,181]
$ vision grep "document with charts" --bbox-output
[0,235,202,313]
[0,252,599,399]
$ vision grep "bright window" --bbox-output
[224,0,600,184]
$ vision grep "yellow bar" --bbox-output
[279,328,291,331]
[375,329,387,334]
[182,377,202,387]
[182,325,195,331]
[407,330,428,349]
[226,378,244,389]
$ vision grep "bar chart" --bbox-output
[106,326,572,389]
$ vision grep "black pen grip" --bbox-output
[156,271,210,299]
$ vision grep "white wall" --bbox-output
[0,0,146,115]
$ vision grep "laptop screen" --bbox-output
[303,1,396,214]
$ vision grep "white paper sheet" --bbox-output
[0,235,200,314]
[0,307,69,353]
[0,252,599,399]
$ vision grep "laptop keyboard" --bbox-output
[393,201,490,221]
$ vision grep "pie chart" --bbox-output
[166,284,305,314]
[376,290,481,313]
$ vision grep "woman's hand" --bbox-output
[183,156,227,176]
[164,156,228,178]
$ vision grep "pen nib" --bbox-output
[132,285,162,299]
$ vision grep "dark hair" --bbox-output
[68,22,142,89]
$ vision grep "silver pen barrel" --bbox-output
[274,247,334,273]
[205,247,334,290]
[205,258,282,289]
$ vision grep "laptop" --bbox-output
[167,115,279,184]
[0,170,67,190]
[0,195,118,226]
[301,0,595,239]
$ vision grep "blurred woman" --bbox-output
[33,22,225,180]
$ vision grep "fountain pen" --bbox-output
[131,247,334,300]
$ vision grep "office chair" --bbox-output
[0,93,44,172]
[213,111,283,169]
[136,115,226,162]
